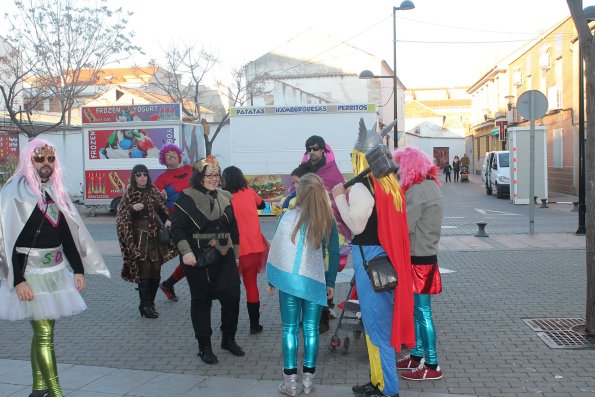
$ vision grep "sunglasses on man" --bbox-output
[32,156,56,163]
[306,146,322,153]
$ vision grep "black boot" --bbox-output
[138,281,158,319]
[149,279,160,315]
[319,307,330,334]
[159,276,179,302]
[221,332,245,356]
[198,337,218,364]
[247,301,263,334]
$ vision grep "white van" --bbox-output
[482,151,510,198]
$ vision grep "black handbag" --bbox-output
[197,246,221,268]
[359,245,398,292]
[154,212,171,244]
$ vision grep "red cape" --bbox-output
[373,179,415,351]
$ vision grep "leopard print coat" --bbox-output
[116,185,176,282]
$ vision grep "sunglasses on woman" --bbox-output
[135,172,148,177]
[32,155,56,163]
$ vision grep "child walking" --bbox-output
[443,163,452,183]
[266,173,339,396]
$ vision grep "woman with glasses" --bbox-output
[116,164,176,319]
[171,156,244,365]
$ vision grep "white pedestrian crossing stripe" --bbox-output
[475,208,518,216]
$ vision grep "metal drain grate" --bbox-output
[523,318,595,349]
[523,317,585,331]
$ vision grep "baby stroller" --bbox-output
[460,165,469,182]
[329,273,364,353]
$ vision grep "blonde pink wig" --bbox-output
[392,146,440,191]
[11,138,74,214]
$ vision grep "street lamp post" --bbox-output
[393,1,415,148]
[576,5,595,235]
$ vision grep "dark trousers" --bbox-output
[183,255,240,340]
[445,173,451,183]
[453,170,460,182]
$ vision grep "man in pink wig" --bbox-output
[393,146,444,381]
[0,139,110,397]
[154,143,192,302]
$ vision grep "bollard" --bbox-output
[475,222,489,237]
[533,196,538,204]
[572,201,579,212]
[540,198,549,208]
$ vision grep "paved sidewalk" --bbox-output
[0,359,477,397]
[1,178,592,397]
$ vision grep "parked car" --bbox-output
[482,151,510,198]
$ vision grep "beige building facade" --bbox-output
[467,17,579,195]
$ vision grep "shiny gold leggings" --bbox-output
[30,319,63,397]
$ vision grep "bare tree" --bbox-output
[567,0,595,336]
[144,42,270,156]
[0,0,140,137]
[136,43,218,119]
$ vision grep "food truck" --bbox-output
[81,103,204,213]
[82,102,381,215]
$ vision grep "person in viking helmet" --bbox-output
[332,119,415,397]
[0,139,110,397]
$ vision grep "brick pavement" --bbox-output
[0,177,593,396]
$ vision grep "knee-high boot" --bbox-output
[247,301,263,334]
[138,281,158,319]
[149,279,160,315]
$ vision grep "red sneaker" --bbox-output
[400,364,443,381]
[396,355,421,370]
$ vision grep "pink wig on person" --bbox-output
[158,143,182,166]
[392,146,440,192]
[11,138,74,215]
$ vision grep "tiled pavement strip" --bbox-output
[0,175,592,397]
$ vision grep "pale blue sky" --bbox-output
[2,0,594,88]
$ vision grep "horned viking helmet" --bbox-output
[353,118,397,153]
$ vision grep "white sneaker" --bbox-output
[302,372,315,395]
[279,373,297,396]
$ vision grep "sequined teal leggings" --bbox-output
[279,290,323,370]
[30,319,63,397]
[410,294,438,365]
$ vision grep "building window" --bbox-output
[555,33,563,59]
[513,68,523,86]
[548,85,561,110]
[477,137,480,160]
[553,128,563,168]
[539,45,551,70]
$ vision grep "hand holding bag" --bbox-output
[154,211,171,244]
[197,245,221,268]
[359,245,398,292]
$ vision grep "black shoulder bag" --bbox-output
[358,245,398,292]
